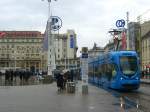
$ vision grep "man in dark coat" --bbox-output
[70,70,74,82]
[56,72,64,90]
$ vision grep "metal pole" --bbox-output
[65,56,66,69]
[47,22,52,75]
[47,0,52,76]
[126,12,129,50]
[47,0,57,76]
[48,1,51,19]
[42,0,58,76]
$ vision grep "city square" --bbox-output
[0,0,150,112]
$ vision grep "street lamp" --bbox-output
[42,0,57,18]
[42,0,57,76]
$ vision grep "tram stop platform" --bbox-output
[0,81,122,112]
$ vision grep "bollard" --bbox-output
[67,82,75,93]
[82,85,88,94]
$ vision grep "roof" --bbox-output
[0,31,43,38]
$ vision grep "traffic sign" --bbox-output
[51,16,62,31]
[116,19,125,28]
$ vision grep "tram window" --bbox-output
[101,64,105,75]
[120,56,137,76]
[88,65,90,76]
[88,64,93,77]
[112,64,117,78]
[94,65,98,77]
[106,64,112,81]
[98,65,102,78]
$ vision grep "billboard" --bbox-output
[70,35,74,48]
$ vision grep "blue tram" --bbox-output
[88,51,141,90]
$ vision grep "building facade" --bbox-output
[141,21,150,70]
[88,43,105,59]
[43,29,79,71]
[54,30,79,70]
[0,31,46,72]
[128,22,141,52]
[104,41,114,52]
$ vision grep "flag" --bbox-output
[0,32,6,38]
[122,31,126,50]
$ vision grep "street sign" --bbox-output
[81,47,89,94]
[116,19,125,28]
[82,53,88,58]
[51,16,62,31]
[70,35,74,48]
[81,58,88,85]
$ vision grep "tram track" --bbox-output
[97,84,150,112]
[116,86,150,112]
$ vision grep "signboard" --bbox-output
[116,19,125,28]
[51,16,62,31]
[70,35,74,48]
[81,47,88,58]
[81,47,88,85]
[82,53,88,58]
[81,58,88,85]
[81,47,89,94]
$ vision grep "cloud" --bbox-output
[0,0,150,54]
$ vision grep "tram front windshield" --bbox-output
[120,56,138,76]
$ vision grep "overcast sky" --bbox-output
[0,0,150,54]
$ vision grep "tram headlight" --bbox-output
[120,77,123,80]
[135,77,139,80]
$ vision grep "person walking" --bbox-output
[56,72,64,91]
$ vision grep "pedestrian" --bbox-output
[56,72,64,91]
[10,70,13,82]
[70,70,74,82]
[63,71,68,89]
